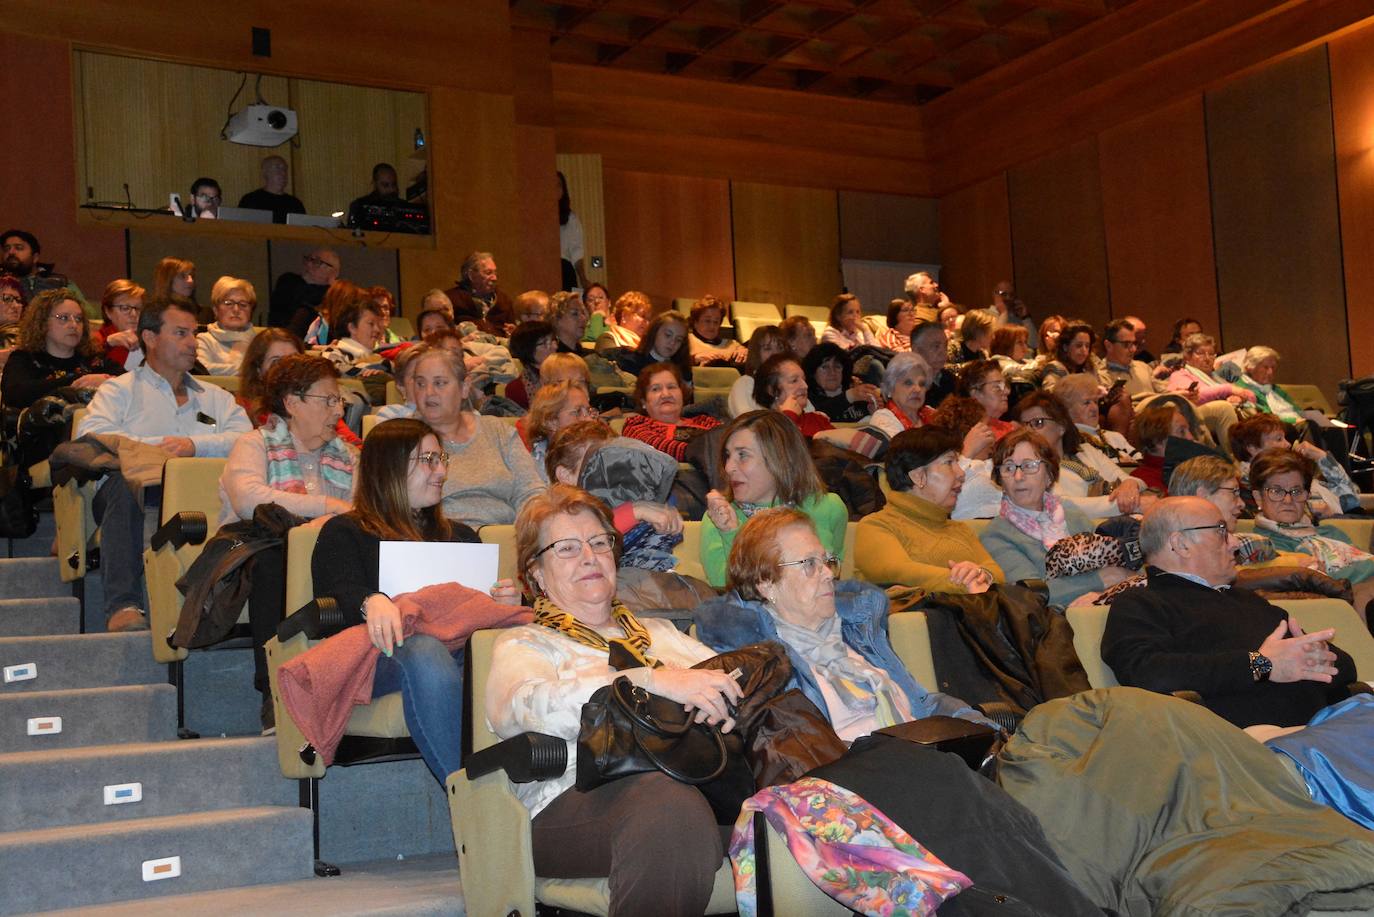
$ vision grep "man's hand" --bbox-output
[107,330,140,350]
[158,436,195,457]
[1259,618,1339,683]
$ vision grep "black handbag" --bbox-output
[876,715,1000,771]
[575,675,729,792]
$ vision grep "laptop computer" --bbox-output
[217,207,275,223]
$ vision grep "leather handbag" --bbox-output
[575,675,729,792]
[876,715,1000,771]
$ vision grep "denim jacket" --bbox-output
[694,580,991,728]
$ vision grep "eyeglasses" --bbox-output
[1024,416,1056,430]
[973,381,1009,394]
[219,299,252,310]
[1109,339,1138,348]
[777,554,840,578]
[304,256,338,271]
[562,405,597,419]
[1263,484,1309,502]
[0,294,22,306]
[532,532,617,561]
[1178,521,1228,537]
[50,313,83,325]
[109,302,139,314]
[1213,486,1241,496]
[998,459,1045,476]
[412,450,450,469]
[298,393,343,408]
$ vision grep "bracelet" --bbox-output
[359,591,388,621]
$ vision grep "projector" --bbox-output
[225,104,298,147]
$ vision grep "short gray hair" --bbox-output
[1139,497,1204,561]
[880,351,930,400]
[1052,372,1100,412]
[903,271,933,297]
[462,251,495,276]
[1243,345,1280,374]
[1181,332,1216,356]
[1167,455,1238,498]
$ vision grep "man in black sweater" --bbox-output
[1103,496,1355,728]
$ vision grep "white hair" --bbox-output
[880,351,931,400]
[1243,345,1279,374]
[903,272,933,297]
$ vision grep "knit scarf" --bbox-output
[999,491,1069,550]
[261,414,356,496]
[769,611,901,727]
[1253,514,1372,573]
[531,596,660,668]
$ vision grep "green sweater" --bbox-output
[855,490,1004,592]
[700,492,848,588]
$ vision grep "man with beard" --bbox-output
[1,229,88,317]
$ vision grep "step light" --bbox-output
[3,663,36,683]
[142,856,181,882]
[103,782,143,805]
[26,716,61,735]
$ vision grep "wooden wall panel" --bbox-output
[128,231,270,315]
[1329,22,1374,379]
[937,174,1013,308]
[602,169,734,310]
[1008,140,1111,328]
[516,125,562,296]
[0,36,125,301]
[838,192,939,264]
[730,182,841,310]
[555,154,608,290]
[1097,97,1219,335]
[1206,47,1348,395]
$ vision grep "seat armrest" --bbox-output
[464,732,567,783]
[148,511,208,552]
[266,632,326,779]
[275,597,344,642]
[448,767,537,917]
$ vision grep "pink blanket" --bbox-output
[277,583,531,764]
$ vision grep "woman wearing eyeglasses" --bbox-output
[1010,391,1146,517]
[196,276,258,375]
[0,288,122,410]
[486,484,740,916]
[92,279,144,368]
[523,380,596,480]
[312,418,502,781]
[218,354,359,730]
[957,359,1016,439]
[979,429,1134,608]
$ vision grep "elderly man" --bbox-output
[76,299,252,632]
[237,155,306,224]
[445,250,513,335]
[903,271,947,324]
[910,320,955,409]
[1102,496,1355,728]
[270,248,340,332]
[1,229,89,315]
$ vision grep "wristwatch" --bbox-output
[1249,651,1273,682]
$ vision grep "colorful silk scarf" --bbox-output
[999,491,1069,550]
[261,413,356,496]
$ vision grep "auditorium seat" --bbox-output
[784,303,828,324]
[692,365,741,389]
[729,300,782,323]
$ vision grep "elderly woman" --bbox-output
[409,343,544,526]
[1039,320,1100,391]
[486,485,740,916]
[1250,448,1374,618]
[701,410,847,588]
[604,290,651,350]
[728,324,786,417]
[1129,403,1194,492]
[93,279,144,368]
[312,418,501,781]
[697,506,993,744]
[753,353,834,438]
[1166,333,1255,409]
[503,320,558,409]
[196,276,258,375]
[1229,414,1356,518]
[957,359,1016,439]
[779,314,818,362]
[0,277,23,370]
[524,380,596,478]
[687,294,746,365]
[803,341,881,423]
[0,289,121,409]
[1233,346,1301,422]
[368,286,404,344]
[865,351,933,439]
[621,362,721,461]
[1051,373,1139,481]
[1011,391,1146,517]
[219,354,357,730]
[325,297,387,374]
[877,298,917,352]
[979,429,1133,607]
[547,290,589,354]
[820,293,877,351]
[855,427,1005,592]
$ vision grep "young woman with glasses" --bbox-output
[0,288,122,410]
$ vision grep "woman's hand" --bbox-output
[779,391,808,415]
[649,667,743,732]
[1111,478,1145,513]
[72,373,112,389]
[949,560,993,594]
[705,490,737,532]
[845,382,881,409]
[1292,441,1328,463]
[324,497,352,516]
[632,501,683,536]
[730,348,748,363]
[361,367,386,377]
[488,578,520,606]
[364,594,404,656]
[961,422,995,460]
[107,329,140,349]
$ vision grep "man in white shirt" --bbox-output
[77,299,251,631]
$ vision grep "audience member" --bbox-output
[149,256,197,308]
[445,250,513,334]
[524,381,595,478]
[865,351,932,443]
[613,310,693,387]
[621,363,720,460]
[0,276,23,370]
[217,354,356,730]
[820,293,877,351]
[803,341,879,423]
[511,289,550,328]
[1099,318,1154,397]
[369,286,404,344]
[687,295,745,364]
[602,290,651,350]
[1232,346,1302,422]
[236,155,306,223]
[1102,496,1355,728]
[1163,317,1202,358]
[937,304,960,341]
[779,313,818,361]
[1165,333,1255,409]
[188,177,222,219]
[990,281,1037,348]
[855,426,1004,592]
[989,324,1035,382]
[700,410,847,588]
[504,321,558,409]
[728,325,786,417]
[951,308,995,364]
[547,291,587,353]
[0,289,121,409]
[878,298,917,352]
[1011,391,1144,516]
[903,270,947,323]
[196,276,257,375]
[76,298,252,632]
[1,229,87,313]
[753,353,834,438]
[93,279,144,368]
[957,359,1016,439]
[1229,414,1356,517]
[324,294,388,379]
[1036,315,1066,365]
[911,320,956,408]
[556,172,589,291]
[1130,402,1192,492]
[1039,320,1099,391]
[269,248,339,330]
[580,282,611,341]
[416,307,454,340]
[1122,314,1155,364]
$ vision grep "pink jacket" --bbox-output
[278,583,532,764]
[1165,368,1254,405]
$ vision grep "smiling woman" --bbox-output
[0,288,123,410]
[621,362,721,461]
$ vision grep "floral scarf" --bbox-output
[1252,514,1373,573]
[531,595,659,668]
[999,491,1069,550]
[729,777,971,917]
[261,413,356,496]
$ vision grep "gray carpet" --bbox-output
[0,632,165,691]
[318,758,456,863]
[1,683,178,749]
[0,556,68,599]
[0,595,82,636]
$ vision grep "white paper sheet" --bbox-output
[377,541,501,598]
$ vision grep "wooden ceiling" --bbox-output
[512,0,1139,104]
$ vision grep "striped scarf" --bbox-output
[531,596,660,668]
[261,414,356,496]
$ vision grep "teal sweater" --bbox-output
[700,492,848,588]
